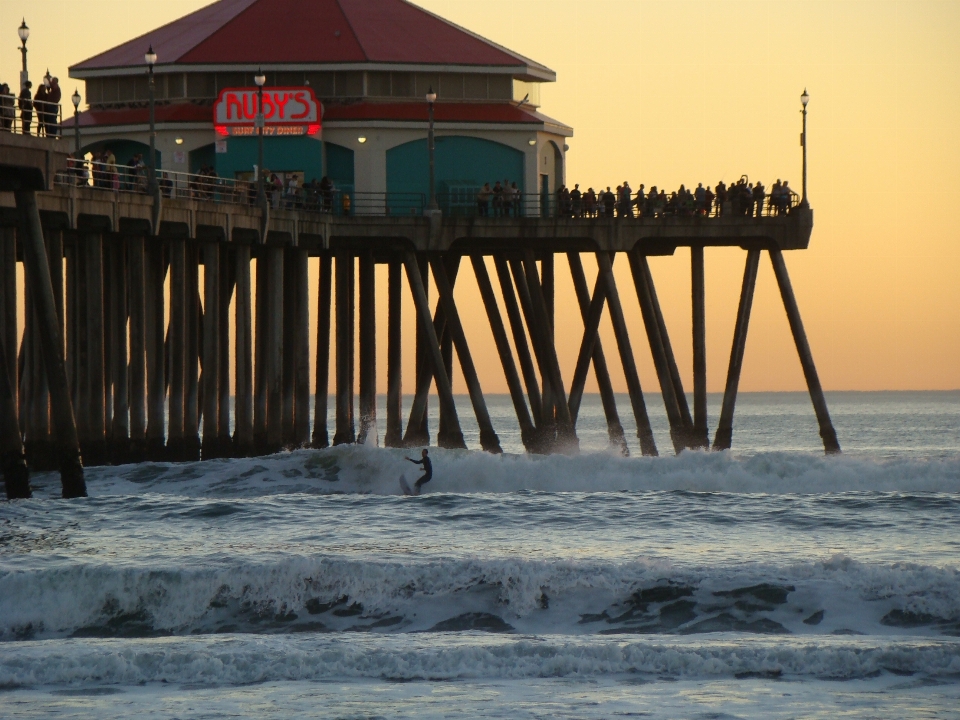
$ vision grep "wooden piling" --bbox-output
[201,242,220,458]
[333,251,355,445]
[691,245,708,448]
[0,228,17,401]
[357,251,377,446]
[595,251,658,457]
[435,257,461,448]
[253,252,268,451]
[409,253,430,446]
[15,190,85,497]
[402,251,464,449]
[85,231,106,466]
[218,247,233,454]
[110,239,129,458]
[430,258,501,453]
[311,254,332,448]
[184,244,201,459]
[281,249,297,446]
[567,253,628,456]
[713,249,760,451]
[384,259,403,447]
[168,239,187,459]
[0,333,30,499]
[768,248,841,454]
[471,254,536,451]
[145,243,166,460]
[234,244,254,454]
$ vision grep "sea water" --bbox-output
[2,391,959,718]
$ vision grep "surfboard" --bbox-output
[399,475,414,496]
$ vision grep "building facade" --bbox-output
[69,0,572,213]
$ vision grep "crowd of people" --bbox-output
[475,180,523,216]
[553,177,797,218]
[0,76,62,136]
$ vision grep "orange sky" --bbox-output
[2,0,958,393]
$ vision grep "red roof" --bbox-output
[71,0,552,77]
[75,101,569,130]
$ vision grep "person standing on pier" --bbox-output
[18,81,33,135]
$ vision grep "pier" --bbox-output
[0,131,839,499]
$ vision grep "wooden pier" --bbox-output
[0,134,839,499]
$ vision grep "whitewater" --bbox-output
[2,391,959,718]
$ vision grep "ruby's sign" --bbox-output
[213,87,321,137]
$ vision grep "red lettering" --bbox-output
[225,93,243,121]
[273,92,291,120]
[290,92,310,120]
[261,93,275,120]
[242,94,257,119]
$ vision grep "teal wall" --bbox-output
[386,136,524,212]
[215,136,353,191]
[190,143,216,173]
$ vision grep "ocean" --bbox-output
[2,391,959,718]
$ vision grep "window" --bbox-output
[216,73,247,92]
[390,72,413,97]
[464,74,488,99]
[488,75,512,100]
[187,73,216,99]
[100,77,119,103]
[166,74,186,99]
[367,71,391,97]
[274,71,305,87]
[85,78,102,105]
[133,75,149,102]
[305,72,335,97]
[415,73,440,98]
[118,76,136,102]
[513,80,541,107]
[335,72,363,97]
[440,74,464,99]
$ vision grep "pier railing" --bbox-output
[54,161,800,219]
[0,94,62,138]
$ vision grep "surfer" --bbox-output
[405,449,432,495]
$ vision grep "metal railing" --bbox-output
[0,94,62,138]
[53,162,801,220]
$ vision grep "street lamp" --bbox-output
[800,88,809,208]
[71,88,81,154]
[145,45,158,197]
[425,86,439,215]
[18,19,29,88]
[254,68,266,210]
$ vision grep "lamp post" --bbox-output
[145,45,158,197]
[426,86,439,215]
[71,88,81,155]
[800,88,809,208]
[17,19,29,88]
[254,68,266,210]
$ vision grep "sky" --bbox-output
[2,0,958,395]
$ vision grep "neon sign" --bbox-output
[213,87,321,137]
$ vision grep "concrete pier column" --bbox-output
[311,254,332,448]
[713,249,760,451]
[281,249,297,446]
[596,251,658,457]
[493,256,542,427]
[566,267,606,423]
[183,244,201,460]
[218,247,233,454]
[411,253,430,446]
[402,251,464,449]
[110,239,129,460]
[539,255,556,440]
[293,248,310,447]
[145,243,167,460]
[435,257,460,447]
[384,259,403,448]
[333,252,356,445]
[567,253,628,456]
[15,190,85,497]
[201,242,220,459]
[0,228,17,403]
[253,252,268,451]
[128,237,146,459]
[265,246,284,453]
[508,258,553,442]
[0,334,30,498]
[357,251,377,446]
[168,239,186,459]
[431,257,501,453]
[768,248,841,454]
[628,251,688,455]
[234,245,254,455]
[84,231,106,466]
[691,246,708,448]
[472,255,535,450]
[64,240,76,407]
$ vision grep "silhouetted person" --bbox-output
[18,82,32,135]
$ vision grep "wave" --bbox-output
[25,445,960,499]
[3,554,959,642]
[2,634,960,687]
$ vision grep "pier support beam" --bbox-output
[596,251,658,457]
[218,248,233,455]
[384,260,403,448]
[145,243,166,460]
[333,252,355,446]
[281,249,297,446]
[472,255,536,451]
[494,256,542,427]
[768,248,841,454]
[15,190,85,497]
[265,246,284,453]
[253,252,268,452]
[0,333,29,498]
[691,246,709,448]
[201,242,220,459]
[168,240,187,459]
[293,249,311,447]
[357,251,377,446]
[128,236,146,460]
[183,244,201,460]
[408,254,430,446]
[234,245,253,454]
[402,251,464,449]
[312,255,332,448]
[110,239,129,460]
[713,249,760,451]
[84,232,106,467]
[567,253,628,456]
[431,258,501,453]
